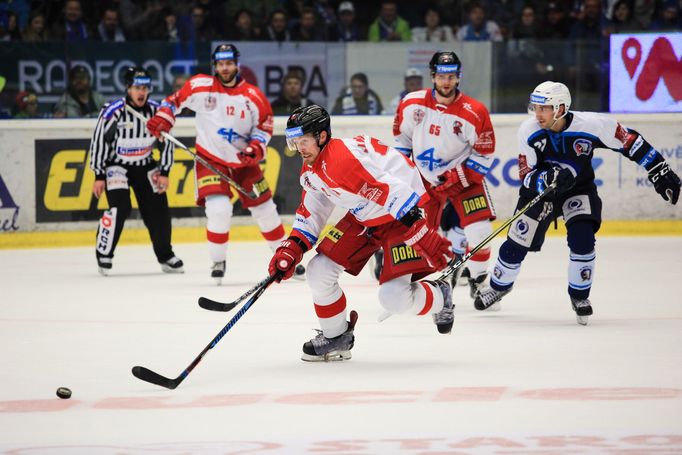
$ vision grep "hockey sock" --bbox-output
[445,226,467,255]
[464,221,493,278]
[378,275,444,315]
[249,199,286,251]
[491,240,528,291]
[568,250,595,300]
[205,195,232,262]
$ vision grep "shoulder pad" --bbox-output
[189,75,214,89]
[403,89,429,102]
[102,99,125,119]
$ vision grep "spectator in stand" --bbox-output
[195,0,227,36]
[384,67,423,115]
[538,2,572,40]
[226,9,261,41]
[650,0,681,30]
[21,10,47,42]
[0,10,21,41]
[291,7,324,41]
[48,0,90,41]
[568,0,605,40]
[332,72,383,115]
[187,5,216,41]
[161,7,180,42]
[328,1,362,41]
[261,9,291,42]
[14,91,40,118]
[605,0,644,33]
[512,5,540,39]
[119,0,168,40]
[96,7,126,42]
[368,0,412,42]
[271,71,320,115]
[412,7,455,42]
[53,65,106,118]
[485,0,519,40]
[456,3,503,41]
[224,1,278,28]
[312,0,336,29]
[632,0,657,29]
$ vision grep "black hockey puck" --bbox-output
[56,387,72,399]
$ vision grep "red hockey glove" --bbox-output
[238,141,265,166]
[403,218,453,270]
[146,107,175,139]
[268,237,306,282]
[433,165,469,196]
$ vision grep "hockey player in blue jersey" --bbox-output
[474,81,681,325]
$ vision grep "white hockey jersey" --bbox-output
[291,136,427,246]
[160,74,273,167]
[393,89,495,187]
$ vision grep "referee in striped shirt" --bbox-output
[89,67,183,276]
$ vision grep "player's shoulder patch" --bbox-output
[102,98,125,119]
[148,99,160,108]
[189,74,214,89]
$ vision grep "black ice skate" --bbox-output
[474,286,511,311]
[292,264,306,281]
[571,297,593,326]
[97,256,112,276]
[302,310,358,362]
[372,249,383,281]
[211,261,226,284]
[468,273,488,299]
[432,280,455,334]
[449,253,466,288]
[161,256,184,273]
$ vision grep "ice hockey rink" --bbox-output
[1,236,681,454]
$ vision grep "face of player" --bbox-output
[533,104,565,130]
[127,85,150,107]
[215,60,239,86]
[432,73,458,99]
[290,132,325,165]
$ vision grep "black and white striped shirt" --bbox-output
[89,98,174,179]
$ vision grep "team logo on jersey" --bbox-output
[358,182,383,203]
[204,96,217,110]
[567,198,583,210]
[515,219,529,235]
[580,266,592,281]
[493,265,503,279]
[518,155,532,179]
[462,196,488,215]
[303,175,317,191]
[390,244,422,266]
[453,120,463,135]
[413,109,425,125]
[573,139,593,156]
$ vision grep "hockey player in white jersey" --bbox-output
[475,81,681,324]
[146,44,303,283]
[268,105,455,362]
[392,51,497,304]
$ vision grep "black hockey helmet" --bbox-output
[285,104,331,150]
[212,43,240,65]
[124,66,152,88]
[429,51,462,78]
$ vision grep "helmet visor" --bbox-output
[285,126,305,150]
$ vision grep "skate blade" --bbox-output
[377,310,392,322]
[486,302,501,312]
[576,315,589,326]
[301,350,352,362]
[213,277,223,285]
[98,267,110,277]
[161,265,185,274]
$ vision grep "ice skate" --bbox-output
[211,261,226,284]
[302,311,358,362]
[474,286,510,311]
[372,249,383,281]
[468,273,488,299]
[97,256,112,276]
[292,264,306,281]
[432,280,455,334]
[449,253,465,288]
[571,297,593,326]
[161,256,184,273]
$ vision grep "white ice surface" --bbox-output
[1,237,681,454]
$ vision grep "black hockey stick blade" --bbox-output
[132,366,179,390]
[198,297,238,312]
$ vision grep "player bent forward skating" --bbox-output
[476,81,681,325]
[268,105,455,361]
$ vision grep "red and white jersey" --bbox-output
[161,74,273,167]
[393,89,495,187]
[291,136,427,247]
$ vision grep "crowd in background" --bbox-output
[1,0,679,44]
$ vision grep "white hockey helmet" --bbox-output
[528,81,571,120]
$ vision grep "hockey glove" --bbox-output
[433,165,468,197]
[269,237,306,282]
[648,162,681,205]
[545,167,576,195]
[403,218,453,270]
[238,141,265,166]
[146,107,175,139]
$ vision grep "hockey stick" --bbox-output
[132,274,278,390]
[198,275,272,312]
[125,104,260,199]
[434,181,558,284]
